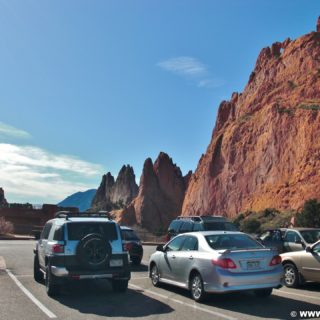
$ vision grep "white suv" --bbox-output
[33,211,130,296]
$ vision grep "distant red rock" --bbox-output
[182,17,320,218]
[114,152,188,232]
[0,188,8,208]
[91,165,138,211]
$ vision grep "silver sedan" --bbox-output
[149,231,283,301]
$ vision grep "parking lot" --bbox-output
[1,240,320,320]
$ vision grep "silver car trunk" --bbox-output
[218,248,277,273]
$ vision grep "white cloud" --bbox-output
[198,78,225,88]
[0,122,31,139]
[157,57,207,77]
[0,143,103,203]
[157,56,224,89]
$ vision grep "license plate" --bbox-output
[110,259,123,267]
[247,260,260,269]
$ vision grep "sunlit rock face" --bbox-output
[182,18,320,217]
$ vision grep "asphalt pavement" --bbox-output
[0,241,320,320]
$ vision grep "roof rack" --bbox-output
[176,215,226,222]
[54,211,112,220]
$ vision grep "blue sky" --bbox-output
[0,1,319,204]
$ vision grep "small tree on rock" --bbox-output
[296,199,320,228]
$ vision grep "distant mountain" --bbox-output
[58,189,96,212]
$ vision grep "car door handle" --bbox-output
[189,256,193,260]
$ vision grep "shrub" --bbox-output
[241,218,261,234]
[0,217,13,235]
[296,199,320,228]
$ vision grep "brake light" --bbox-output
[165,234,170,242]
[52,244,64,253]
[123,243,133,251]
[212,258,237,269]
[269,255,281,266]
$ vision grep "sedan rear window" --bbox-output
[206,234,263,250]
[300,230,320,244]
[67,222,118,241]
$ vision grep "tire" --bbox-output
[150,264,160,287]
[45,264,60,297]
[33,255,43,283]
[112,279,128,292]
[76,233,111,270]
[190,273,207,302]
[131,257,142,266]
[254,288,273,297]
[283,263,300,288]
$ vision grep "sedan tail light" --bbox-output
[52,244,64,253]
[212,258,237,269]
[269,255,282,266]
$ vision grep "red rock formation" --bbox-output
[114,152,188,232]
[91,166,138,211]
[182,18,320,218]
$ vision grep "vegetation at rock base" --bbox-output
[232,199,320,233]
[296,199,320,228]
[0,217,13,235]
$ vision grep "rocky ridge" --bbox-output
[182,17,320,217]
[114,152,189,232]
[91,165,138,211]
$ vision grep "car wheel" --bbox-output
[131,257,142,266]
[190,273,207,302]
[33,255,43,283]
[254,288,273,297]
[112,279,128,292]
[45,264,60,297]
[283,263,300,288]
[150,264,160,287]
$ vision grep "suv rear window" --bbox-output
[203,222,237,231]
[67,222,118,241]
[121,229,140,241]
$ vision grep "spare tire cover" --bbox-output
[76,233,112,270]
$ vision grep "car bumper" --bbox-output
[203,266,284,293]
[51,266,130,280]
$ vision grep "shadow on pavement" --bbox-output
[158,283,320,320]
[54,279,173,317]
[129,263,148,273]
[294,282,320,293]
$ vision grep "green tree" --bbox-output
[296,199,320,227]
[241,218,261,234]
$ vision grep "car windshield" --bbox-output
[121,229,140,241]
[300,230,320,244]
[203,222,238,231]
[67,222,118,241]
[205,234,263,250]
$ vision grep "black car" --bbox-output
[120,226,143,265]
[166,216,238,241]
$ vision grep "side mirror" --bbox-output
[306,246,313,253]
[156,244,164,252]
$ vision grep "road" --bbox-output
[0,241,320,320]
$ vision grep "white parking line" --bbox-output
[274,289,320,301]
[129,283,238,320]
[6,269,57,319]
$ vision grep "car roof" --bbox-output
[54,217,114,223]
[289,227,320,231]
[180,231,244,237]
[120,226,133,231]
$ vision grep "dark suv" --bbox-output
[166,216,238,241]
[120,226,143,265]
[33,212,130,296]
